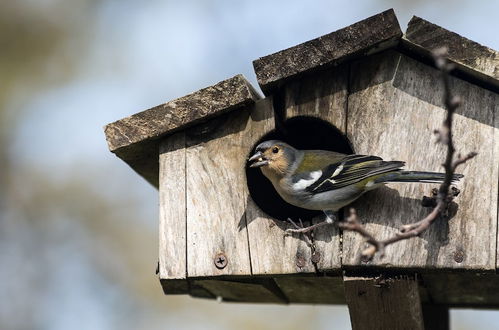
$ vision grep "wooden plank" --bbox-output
[247,65,349,275]
[343,50,498,270]
[496,90,499,271]
[160,279,189,296]
[105,75,260,152]
[274,276,346,304]
[344,275,424,330]
[245,98,321,275]
[283,64,348,132]
[280,64,350,272]
[185,106,258,277]
[253,9,402,94]
[158,132,187,294]
[403,16,499,90]
[193,279,285,303]
[422,305,449,330]
[422,273,499,307]
[104,74,260,187]
[184,98,279,278]
[245,207,318,274]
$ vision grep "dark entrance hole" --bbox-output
[246,116,354,222]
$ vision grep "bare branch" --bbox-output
[338,209,385,261]
[340,47,477,262]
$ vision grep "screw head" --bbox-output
[454,250,464,263]
[296,255,306,268]
[214,253,228,269]
[311,251,321,264]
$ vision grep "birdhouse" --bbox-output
[104,9,499,325]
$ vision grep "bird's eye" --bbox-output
[272,147,279,153]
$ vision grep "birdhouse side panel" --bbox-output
[343,50,498,271]
[159,132,187,293]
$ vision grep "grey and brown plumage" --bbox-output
[248,140,463,233]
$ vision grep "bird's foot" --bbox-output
[285,218,315,247]
[286,218,305,231]
[285,219,331,235]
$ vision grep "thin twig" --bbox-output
[341,47,477,262]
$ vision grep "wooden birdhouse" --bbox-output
[105,9,499,327]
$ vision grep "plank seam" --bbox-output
[183,134,188,279]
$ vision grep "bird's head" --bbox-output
[248,140,298,177]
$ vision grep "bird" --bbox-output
[248,140,463,234]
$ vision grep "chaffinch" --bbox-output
[248,140,463,234]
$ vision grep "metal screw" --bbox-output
[296,255,306,268]
[311,251,321,264]
[214,253,228,269]
[454,250,464,263]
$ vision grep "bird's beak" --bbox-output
[248,151,269,168]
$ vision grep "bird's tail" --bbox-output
[376,171,464,184]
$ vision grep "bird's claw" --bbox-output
[285,227,311,234]
[286,218,304,231]
[284,218,315,248]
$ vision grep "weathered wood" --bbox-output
[275,64,350,272]
[244,98,320,275]
[344,275,424,330]
[103,9,499,307]
[246,65,349,275]
[104,74,260,187]
[422,305,449,330]
[158,132,187,294]
[422,273,499,307]
[342,50,499,270]
[160,279,189,296]
[283,64,348,131]
[185,109,256,277]
[193,279,285,303]
[403,16,499,90]
[274,276,346,304]
[496,95,499,272]
[253,9,402,94]
[245,205,319,275]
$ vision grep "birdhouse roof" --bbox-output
[104,9,499,187]
[104,75,261,186]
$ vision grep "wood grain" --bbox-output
[403,16,499,90]
[274,276,346,304]
[344,276,424,330]
[105,74,260,187]
[158,133,187,293]
[422,273,499,307]
[281,64,350,272]
[185,109,255,277]
[193,279,285,303]
[253,9,401,94]
[105,75,259,152]
[244,98,321,275]
[283,64,348,131]
[343,50,499,270]
[246,66,349,275]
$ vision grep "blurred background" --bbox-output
[1,0,498,329]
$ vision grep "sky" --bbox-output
[2,0,499,329]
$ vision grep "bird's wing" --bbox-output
[303,154,405,193]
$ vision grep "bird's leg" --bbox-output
[285,218,314,247]
[285,211,336,235]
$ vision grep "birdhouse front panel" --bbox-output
[342,49,499,270]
